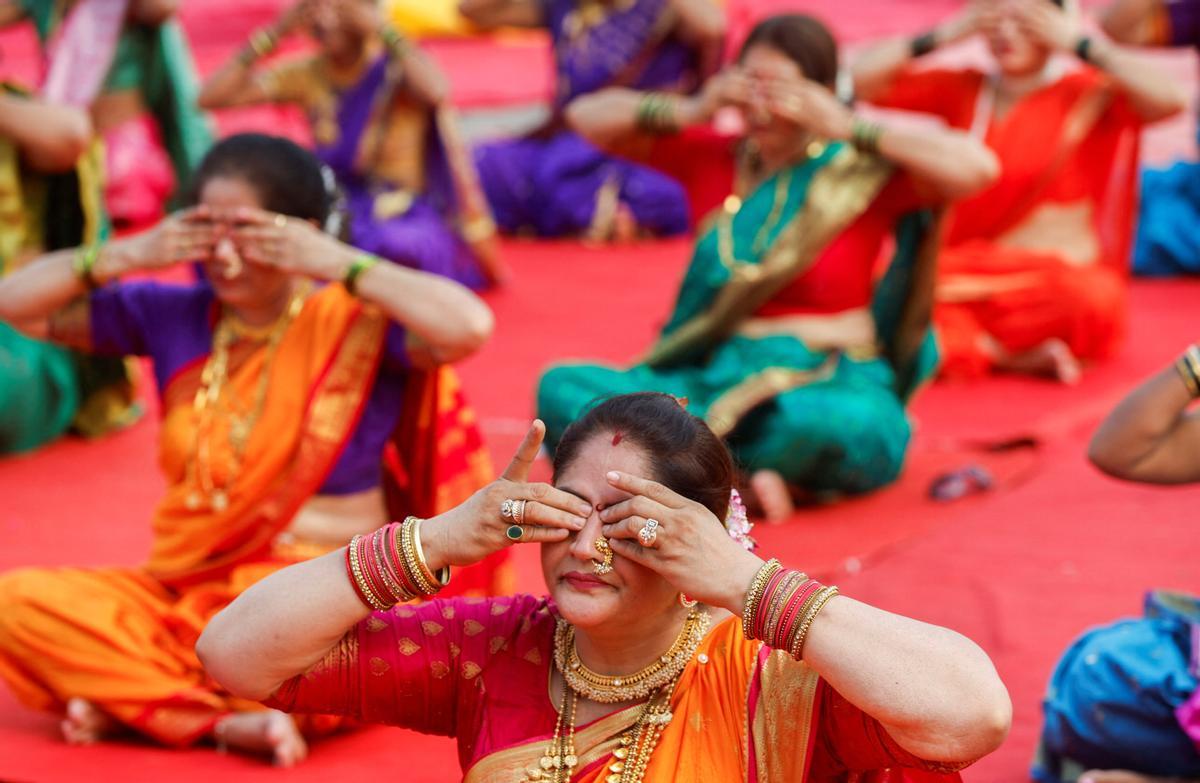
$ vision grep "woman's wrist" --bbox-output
[676,94,712,129]
[92,239,134,283]
[717,551,770,617]
[416,517,451,573]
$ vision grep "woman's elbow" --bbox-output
[458,303,495,356]
[196,627,277,702]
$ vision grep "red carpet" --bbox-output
[2,0,1200,780]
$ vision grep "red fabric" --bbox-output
[636,126,740,224]
[757,173,928,317]
[638,128,927,316]
[873,67,1143,378]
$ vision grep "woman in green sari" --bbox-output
[538,14,1000,519]
[1,0,212,229]
[0,86,137,453]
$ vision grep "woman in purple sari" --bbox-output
[462,0,724,240]
[200,0,503,288]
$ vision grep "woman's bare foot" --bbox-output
[215,710,308,767]
[749,470,795,523]
[999,338,1083,385]
[1080,770,1199,783]
[61,698,119,745]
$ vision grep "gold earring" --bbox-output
[593,537,613,575]
[679,593,698,609]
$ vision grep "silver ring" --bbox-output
[638,518,659,547]
[512,499,527,526]
[500,498,516,519]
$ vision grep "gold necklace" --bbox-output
[606,676,680,783]
[184,283,311,511]
[521,685,579,783]
[554,607,709,704]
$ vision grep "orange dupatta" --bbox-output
[149,284,387,588]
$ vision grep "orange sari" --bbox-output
[874,67,1142,378]
[0,285,505,745]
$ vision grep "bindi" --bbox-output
[611,431,623,446]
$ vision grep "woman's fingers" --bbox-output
[599,494,668,530]
[604,471,685,509]
[520,498,587,531]
[501,420,546,483]
[511,525,571,544]
[606,537,654,565]
[600,514,654,544]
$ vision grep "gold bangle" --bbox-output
[790,585,840,660]
[461,215,497,243]
[343,253,380,297]
[72,243,102,291]
[741,558,782,640]
[409,516,450,590]
[348,535,390,611]
[1179,346,1200,398]
[249,28,278,58]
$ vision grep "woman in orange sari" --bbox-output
[199,392,1012,779]
[852,0,1185,382]
[0,133,505,764]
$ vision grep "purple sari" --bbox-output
[318,55,486,289]
[474,0,699,238]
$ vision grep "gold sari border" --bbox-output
[463,705,642,783]
[644,146,893,368]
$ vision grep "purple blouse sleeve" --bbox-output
[89,281,211,357]
[1166,0,1200,46]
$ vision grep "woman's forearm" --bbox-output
[875,121,1000,200]
[0,95,92,173]
[1088,363,1200,483]
[1086,36,1186,122]
[1100,0,1169,46]
[197,53,265,110]
[803,597,1011,763]
[0,249,88,323]
[197,550,369,700]
[566,88,709,151]
[390,42,450,107]
[348,251,494,364]
[851,37,917,103]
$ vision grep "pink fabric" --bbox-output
[268,594,561,771]
[41,0,130,107]
[103,114,174,229]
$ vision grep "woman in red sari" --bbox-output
[852,0,1185,382]
[200,392,1012,779]
[0,133,503,764]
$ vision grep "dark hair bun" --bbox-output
[551,392,735,521]
[187,133,332,224]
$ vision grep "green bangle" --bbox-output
[344,254,380,297]
[72,243,103,291]
[850,117,884,154]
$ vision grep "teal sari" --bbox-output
[537,143,939,495]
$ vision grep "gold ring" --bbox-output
[512,499,527,526]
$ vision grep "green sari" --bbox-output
[21,0,213,208]
[537,143,940,495]
[0,85,138,455]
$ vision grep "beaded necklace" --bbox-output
[522,607,710,783]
